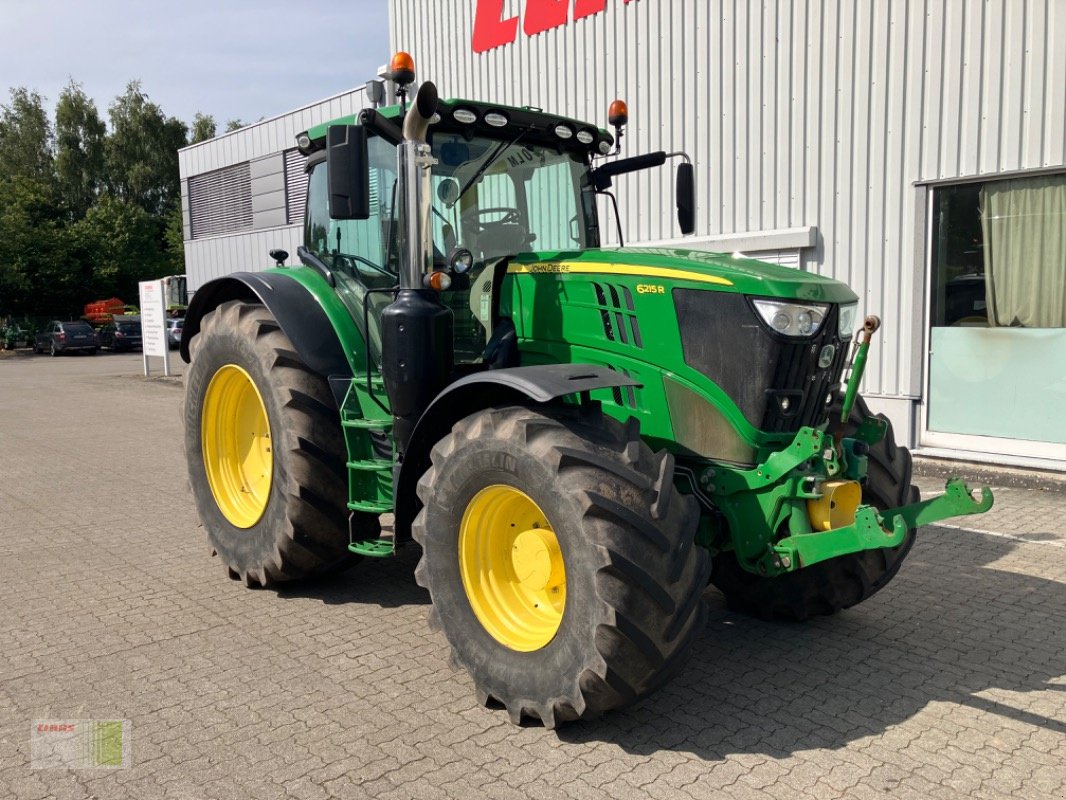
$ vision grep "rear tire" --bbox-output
[710,395,919,621]
[413,404,709,727]
[184,300,376,587]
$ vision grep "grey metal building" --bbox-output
[180,0,1066,468]
[177,87,371,285]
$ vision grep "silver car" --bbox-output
[166,318,184,349]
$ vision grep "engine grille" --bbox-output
[673,289,849,434]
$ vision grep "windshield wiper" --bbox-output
[454,125,533,205]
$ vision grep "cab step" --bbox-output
[349,537,395,557]
[348,499,392,514]
[341,417,393,431]
[346,458,392,472]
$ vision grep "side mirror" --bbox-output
[326,125,370,220]
[676,162,695,235]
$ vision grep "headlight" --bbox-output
[751,299,829,338]
[837,302,858,339]
[447,247,474,274]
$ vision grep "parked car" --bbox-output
[98,316,143,351]
[34,320,97,356]
[166,317,184,349]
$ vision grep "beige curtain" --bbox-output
[980,174,1066,328]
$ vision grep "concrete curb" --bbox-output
[913,455,1066,493]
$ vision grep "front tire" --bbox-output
[413,405,709,727]
[710,395,919,621]
[184,300,377,586]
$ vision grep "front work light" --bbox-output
[447,247,474,274]
[837,302,858,339]
[751,298,829,338]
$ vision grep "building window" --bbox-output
[284,149,308,226]
[931,174,1066,328]
[188,163,252,239]
[926,172,1066,450]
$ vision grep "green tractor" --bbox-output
[180,56,993,727]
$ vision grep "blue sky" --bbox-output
[0,0,390,129]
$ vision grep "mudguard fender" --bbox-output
[179,272,353,388]
[393,364,639,540]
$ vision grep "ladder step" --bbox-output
[348,499,392,514]
[341,417,393,430]
[347,459,392,472]
[349,537,395,557]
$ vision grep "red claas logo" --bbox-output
[473,0,637,53]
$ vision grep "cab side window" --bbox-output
[305,135,398,288]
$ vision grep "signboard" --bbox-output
[138,279,171,377]
[472,0,636,53]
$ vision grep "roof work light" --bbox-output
[607,99,628,155]
[388,51,416,85]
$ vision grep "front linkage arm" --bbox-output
[706,426,994,578]
[771,477,994,573]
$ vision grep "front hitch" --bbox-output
[762,478,995,574]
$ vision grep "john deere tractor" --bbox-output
[181,54,992,727]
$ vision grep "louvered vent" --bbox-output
[284,149,308,225]
[591,282,643,349]
[188,162,252,239]
[608,366,638,409]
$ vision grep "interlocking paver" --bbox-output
[1,351,1064,799]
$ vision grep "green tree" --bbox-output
[71,195,164,301]
[55,81,106,219]
[163,205,186,274]
[190,113,216,144]
[0,177,79,316]
[0,88,54,183]
[224,119,244,133]
[105,81,188,216]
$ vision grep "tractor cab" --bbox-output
[300,104,603,364]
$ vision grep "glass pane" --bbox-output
[526,159,582,251]
[928,173,1066,444]
[930,184,987,327]
[429,134,593,263]
[305,137,398,288]
[929,327,1066,444]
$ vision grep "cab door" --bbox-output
[304,135,399,363]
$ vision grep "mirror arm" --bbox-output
[358,108,403,145]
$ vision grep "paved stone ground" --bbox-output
[1,351,1064,800]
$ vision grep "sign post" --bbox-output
[138,279,171,377]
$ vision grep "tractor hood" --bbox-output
[509,247,859,304]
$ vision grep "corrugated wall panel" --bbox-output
[390,0,1066,405]
[183,227,304,292]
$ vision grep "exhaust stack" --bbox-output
[381,78,453,454]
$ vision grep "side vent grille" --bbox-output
[607,366,638,409]
[592,282,643,349]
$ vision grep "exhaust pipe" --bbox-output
[381,80,453,454]
[402,80,437,143]
[398,81,439,291]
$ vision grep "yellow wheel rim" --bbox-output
[458,485,566,652]
[201,364,273,528]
